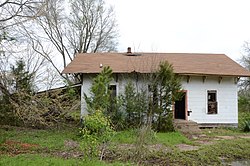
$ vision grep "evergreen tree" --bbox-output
[150,61,182,132]
[84,66,113,112]
[11,59,34,93]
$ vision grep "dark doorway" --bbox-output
[174,92,186,120]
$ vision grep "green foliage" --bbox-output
[111,130,190,146]
[117,81,148,130]
[165,139,250,165]
[111,129,137,144]
[85,66,113,113]
[66,86,78,100]
[238,92,250,112]
[155,111,175,132]
[243,119,250,132]
[136,126,156,146]
[150,61,182,132]
[80,110,115,159]
[0,59,35,126]
[0,127,78,151]
[83,66,127,130]
[133,126,157,160]
[0,154,113,166]
[1,126,250,165]
[11,59,34,93]
[156,132,192,146]
[107,96,126,131]
[238,100,250,130]
[0,95,17,126]
[80,110,114,139]
[84,62,181,133]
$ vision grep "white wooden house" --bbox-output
[63,49,250,127]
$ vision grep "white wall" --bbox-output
[81,75,93,115]
[81,74,238,125]
[182,76,238,125]
[80,73,149,115]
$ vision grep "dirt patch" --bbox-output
[175,144,200,151]
[216,136,235,140]
[148,144,172,153]
[238,135,250,139]
[115,143,135,151]
[53,150,83,159]
[64,140,79,149]
[5,140,39,149]
[0,140,39,155]
[194,140,215,145]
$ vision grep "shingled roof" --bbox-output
[62,53,250,77]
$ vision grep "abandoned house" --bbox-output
[63,49,250,127]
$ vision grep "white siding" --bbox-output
[182,76,238,125]
[81,75,93,115]
[81,74,238,125]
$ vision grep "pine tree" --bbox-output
[11,59,34,94]
[84,66,113,112]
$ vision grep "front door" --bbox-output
[174,92,186,120]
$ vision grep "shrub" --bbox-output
[156,111,175,132]
[238,94,250,112]
[133,126,156,160]
[84,66,113,113]
[243,119,250,132]
[149,61,182,132]
[79,110,115,160]
[119,81,148,130]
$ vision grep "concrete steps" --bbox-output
[174,119,201,135]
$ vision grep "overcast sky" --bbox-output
[106,0,250,61]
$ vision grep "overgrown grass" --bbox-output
[108,138,250,165]
[0,154,124,166]
[0,127,79,151]
[239,111,250,131]
[111,129,191,145]
[156,132,192,146]
[1,126,250,165]
[201,110,250,136]
[202,127,244,137]
[111,130,137,144]
[168,138,250,165]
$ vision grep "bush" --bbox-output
[238,94,250,112]
[238,109,250,130]
[84,66,113,113]
[243,119,250,132]
[156,111,175,132]
[79,110,115,160]
[118,82,148,130]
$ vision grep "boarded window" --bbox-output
[207,90,217,114]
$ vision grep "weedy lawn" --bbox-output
[0,125,250,165]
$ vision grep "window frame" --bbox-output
[108,84,117,99]
[207,90,218,115]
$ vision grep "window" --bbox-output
[109,85,117,99]
[108,85,117,111]
[148,84,158,108]
[207,90,217,114]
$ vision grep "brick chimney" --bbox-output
[127,47,132,53]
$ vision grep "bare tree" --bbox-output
[0,0,75,127]
[24,0,118,82]
[67,0,118,54]
[240,41,250,90]
[0,0,45,29]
